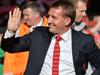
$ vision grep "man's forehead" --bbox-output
[23,8,38,14]
[78,1,87,7]
[49,7,64,13]
[23,8,33,12]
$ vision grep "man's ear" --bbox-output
[36,13,40,18]
[64,17,71,26]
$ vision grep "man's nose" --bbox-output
[82,12,86,17]
[48,16,52,24]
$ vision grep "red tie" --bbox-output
[52,35,62,75]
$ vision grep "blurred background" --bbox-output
[0,0,100,74]
[0,0,100,28]
[0,0,53,28]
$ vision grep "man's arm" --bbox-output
[1,33,31,53]
[88,37,100,75]
[1,7,30,52]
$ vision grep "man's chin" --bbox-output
[25,23,32,27]
[49,28,57,34]
[49,27,54,33]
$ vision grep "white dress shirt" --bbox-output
[40,28,76,75]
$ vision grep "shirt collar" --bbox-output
[52,28,72,42]
[30,17,43,32]
[61,28,72,42]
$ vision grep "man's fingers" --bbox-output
[12,8,21,20]
[16,8,20,18]
[13,8,17,17]
[17,9,21,20]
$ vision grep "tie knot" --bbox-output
[56,35,62,42]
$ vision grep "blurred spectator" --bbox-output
[83,14,100,48]
[4,1,48,75]
[72,0,87,31]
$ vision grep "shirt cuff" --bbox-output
[4,30,15,38]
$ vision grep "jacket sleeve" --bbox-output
[87,36,100,75]
[1,33,31,53]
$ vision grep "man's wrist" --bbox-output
[7,29,16,34]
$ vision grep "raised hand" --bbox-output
[7,8,21,33]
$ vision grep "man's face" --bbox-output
[75,1,87,22]
[48,7,70,35]
[22,8,39,26]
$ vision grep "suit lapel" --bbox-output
[72,30,87,75]
[72,30,81,75]
[72,30,80,64]
[24,27,54,75]
[34,29,54,75]
[37,32,53,73]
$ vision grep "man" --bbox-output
[72,0,87,31]
[4,1,48,75]
[1,0,100,75]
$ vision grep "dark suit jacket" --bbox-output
[1,27,100,75]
